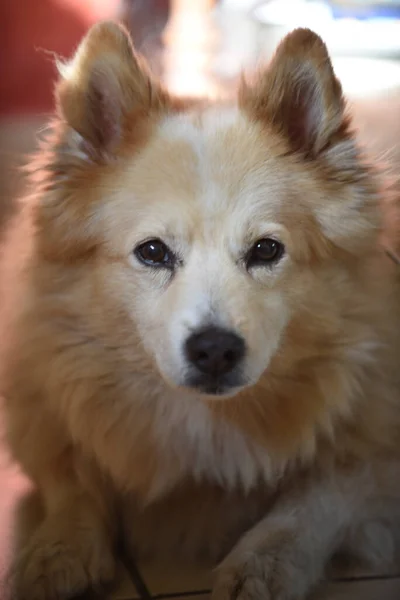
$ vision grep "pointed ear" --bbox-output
[239,29,347,157]
[56,21,169,156]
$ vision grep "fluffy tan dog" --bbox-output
[3,21,400,600]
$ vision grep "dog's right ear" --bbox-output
[56,21,168,157]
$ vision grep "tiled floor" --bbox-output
[110,574,400,600]
[109,558,400,599]
[2,3,400,599]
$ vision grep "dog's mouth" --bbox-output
[183,372,247,398]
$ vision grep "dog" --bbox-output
[3,21,400,600]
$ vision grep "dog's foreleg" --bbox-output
[212,471,364,600]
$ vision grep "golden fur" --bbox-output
[3,22,400,600]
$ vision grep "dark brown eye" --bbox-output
[247,238,284,268]
[135,239,174,268]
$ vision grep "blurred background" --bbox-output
[1,0,400,228]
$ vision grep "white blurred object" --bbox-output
[253,0,400,57]
[215,1,400,98]
[254,0,331,26]
[163,0,220,97]
[333,57,400,96]
[221,0,258,8]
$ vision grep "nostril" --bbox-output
[224,349,236,363]
[185,327,246,376]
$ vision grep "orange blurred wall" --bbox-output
[0,0,118,116]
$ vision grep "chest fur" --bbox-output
[144,393,279,501]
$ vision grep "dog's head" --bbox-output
[36,23,379,397]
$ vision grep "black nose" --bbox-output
[185,327,245,376]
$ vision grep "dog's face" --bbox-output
[40,23,378,397]
[100,112,300,395]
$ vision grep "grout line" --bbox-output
[119,554,153,600]
[385,247,400,265]
[137,574,400,599]
[153,591,211,599]
[332,573,400,583]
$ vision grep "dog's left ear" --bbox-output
[56,21,169,156]
[240,29,346,157]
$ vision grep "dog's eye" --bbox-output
[247,238,284,268]
[135,239,174,268]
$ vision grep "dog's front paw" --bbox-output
[213,553,273,600]
[11,526,116,600]
[212,534,310,600]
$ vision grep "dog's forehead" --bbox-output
[160,105,245,147]
[105,105,310,247]
[130,106,295,215]
[158,106,286,186]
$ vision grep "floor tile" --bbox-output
[154,596,209,600]
[109,563,139,599]
[138,560,212,596]
[312,577,400,600]
[112,577,400,600]
[132,560,400,599]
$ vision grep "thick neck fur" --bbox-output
[9,235,399,506]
